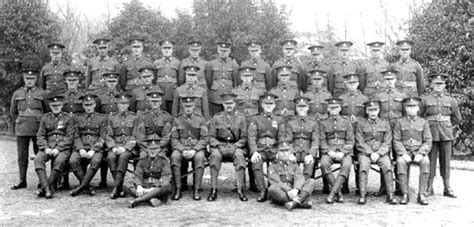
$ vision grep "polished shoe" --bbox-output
[357,196,367,205]
[11,182,27,190]
[110,187,120,199]
[45,187,52,199]
[443,189,457,198]
[425,186,435,196]
[386,194,398,205]
[36,189,46,197]
[193,190,202,201]
[172,189,182,200]
[335,192,344,203]
[256,190,267,202]
[207,189,217,201]
[284,201,297,211]
[70,188,82,197]
[238,192,248,202]
[325,195,335,204]
[299,201,312,209]
[399,194,409,205]
[150,198,164,207]
[417,194,429,205]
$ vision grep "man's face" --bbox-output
[432,82,446,92]
[261,102,276,113]
[140,73,154,85]
[370,48,382,58]
[66,78,79,89]
[277,150,292,163]
[405,105,419,116]
[183,104,195,114]
[147,144,159,158]
[106,80,118,89]
[97,46,108,57]
[83,103,96,113]
[310,48,323,56]
[399,48,411,59]
[241,75,254,85]
[23,75,37,87]
[339,49,349,59]
[346,81,359,91]
[50,51,62,63]
[385,77,396,88]
[296,105,309,117]
[161,46,173,57]
[249,47,261,59]
[367,107,380,120]
[311,77,323,88]
[50,103,63,114]
[223,100,236,112]
[131,43,143,57]
[282,47,295,58]
[278,74,290,84]
[217,47,230,58]
[328,106,341,116]
[189,48,201,58]
[149,99,162,110]
[117,102,129,112]
[185,74,198,84]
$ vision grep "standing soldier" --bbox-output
[39,43,69,93]
[271,39,305,91]
[303,44,330,90]
[240,41,272,91]
[86,38,120,91]
[61,69,86,115]
[328,41,360,97]
[302,69,332,120]
[126,134,172,208]
[248,93,285,202]
[170,97,208,201]
[105,93,139,199]
[319,98,354,204]
[269,65,300,118]
[153,40,181,114]
[120,37,152,92]
[279,96,319,180]
[178,40,208,88]
[130,64,163,114]
[69,94,108,197]
[268,140,317,211]
[172,65,210,118]
[10,67,47,190]
[372,69,407,196]
[355,100,398,205]
[392,40,425,97]
[207,92,248,201]
[135,90,173,159]
[421,74,461,198]
[205,40,239,115]
[360,42,390,97]
[393,97,432,205]
[34,95,75,198]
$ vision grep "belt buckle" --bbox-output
[350,115,356,123]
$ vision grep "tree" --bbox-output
[408,1,473,153]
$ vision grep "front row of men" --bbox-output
[14,67,460,210]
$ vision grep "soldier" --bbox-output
[393,97,432,205]
[172,65,210,118]
[392,40,425,97]
[271,39,305,91]
[34,94,75,198]
[269,65,300,118]
[205,40,239,115]
[372,69,407,196]
[279,96,319,180]
[130,64,163,114]
[240,41,272,91]
[248,93,285,202]
[170,97,208,201]
[126,134,172,208]
[328,41,360,97]
[207,92,248,201]
[302,69,332,120]
[69,94,108,196]
[178,40,208,88]
[61,69,86,115]
[105,93,139,199]
[10,67,47,190]
[360,41,390,97]
[268,140,317,211]
[355,100,398,205]
[153,40,181,114]
[421,74,461,198]
[136,90,173,159]
[39,43,69,93]
[86,38,120,91]
[303,44,330,90]
[120,37,152,92]
[319,98,354,204]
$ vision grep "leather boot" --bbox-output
[333,176,346,203]
[172,188,182,200]
[358,172,367,204]
[110,171,124,199]
[73,169,85,184]
[98,160,108,189]
[36,169,49,197]
[443,178,456,198]
[425,176,434,196]
[386,193,398,204]
[417,194,428,205]
[384,171,397,204]
[207,188,218,201]
[193,168,204,200]
[322,177,330,194]
[257,190,267,202]
[374,173,386,196]
[236,168,248,201]
[400,194,409,205]
[12,163,28,190]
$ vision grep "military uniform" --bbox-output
[420,74,461,197]
[241,59,272,91]
[393,97,432,205]
[269,65,300,117]
[10,69,47,189]
[303,44,330,90]
[271,39,305,91]
[302,69,332,120]
[69,97,108,196]
[95,72,122,114]
[354,100,397,204]
[170,97,208,200]
[372,87,407,128]
[153,41,181,114]
[208,94,248,201]
[34,95,75,198]
[392,40,425,97]
[172,66,210,119]
[86,39,120,91]
[39,43,69,92]
[319,98,354,203]
[61,88,86,114]
[339,74,369,126]
[120,37,151,91]
[179,54,208,89]
[130,84,163,114]
[360,42,390,97]
[328,41,360,97]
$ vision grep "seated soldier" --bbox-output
[355,100,397,205]
[394,97,432,205]
[268,140,316,211]
[70,94,108,197]
[126,134,172,208]
[34,94,75,198]
[319,98,354,204]
[207,91,248,202]
[170,96,208,201]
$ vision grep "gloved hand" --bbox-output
[413,154,423,163]
[86,150,95,159]
[51,148,60,157]
[79,149,88,158]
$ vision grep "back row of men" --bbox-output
[9,38,460,210]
